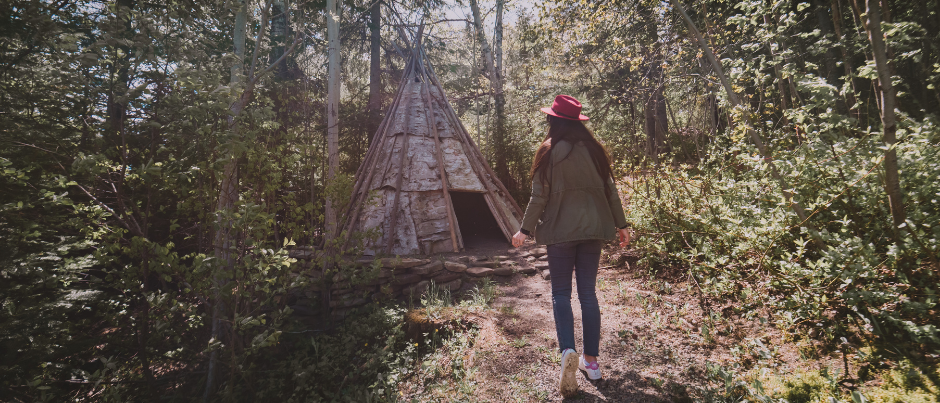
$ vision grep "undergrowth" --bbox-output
[242,279,494,402]
[625,111,940,401]
[626,115,940,359]
[699,358,939,403]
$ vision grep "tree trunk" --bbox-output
[495,0,504,75]
[206,1,247,400]
[638,4,667,165]
[830,0,859,113]
[864,0,906,230]
[367,0,382,145]
[644,67,667,164]
[469,0,511,190]
[270,0,289,79]
[107,0,135,146]
[324,0,340,318]
[812,0,841,90]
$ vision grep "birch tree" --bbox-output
[470,0,511,189]
[863,0,906,232]
[368,0,382,145]
[324,0,341,316]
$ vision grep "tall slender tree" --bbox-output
[367,0,382,145]
[863,0,906,231]
[324,0,341,317]
[638,3,667,164]
[470,0,511,190]
[207,1,248,397]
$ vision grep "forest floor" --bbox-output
[395,243,851,402]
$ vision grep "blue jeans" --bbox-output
[547,240,602,357]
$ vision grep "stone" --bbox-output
[431,270,461,284]
[331,281,350,290]
[379,257,430,270]
[470,259,499,268]
[439,279,462,292]
[391,273,422,285]
[525,256,537,263]
[467,267,495,277]
[410,261,444,276]
[354,284,377,293]
[332,288,352,297]
[360,277,384,287]
[493,267,513,276]
[534,261,549,269]
[402,280,429,297]
[456,256,472,263]
[493,255,511,261]
[531,247,547,258]
[444,261,468,273]
[330,295,369,308]
[541,269,551,280]
[518,266,538,275]
[377,284,397,296]
[330,308,349,321]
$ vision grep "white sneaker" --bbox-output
[559,348,579,397]
[579,356,602,380]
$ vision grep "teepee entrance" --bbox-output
[449,191,507,250]
[341,35,523,256]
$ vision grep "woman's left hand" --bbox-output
[512,231,527,248]
[618,228,632,248]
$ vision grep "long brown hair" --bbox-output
[530,115,615,196]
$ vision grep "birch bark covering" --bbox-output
[342,45,523,256]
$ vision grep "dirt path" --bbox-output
[396,244,809,402]
[454,247,795,402]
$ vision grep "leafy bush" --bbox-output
[625,114,940,357]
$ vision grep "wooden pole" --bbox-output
[417,47,461,252]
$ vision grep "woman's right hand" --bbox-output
[618,228,632,248]
[512,231,527,248]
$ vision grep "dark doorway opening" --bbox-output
[450,191,507,250]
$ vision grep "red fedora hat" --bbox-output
[540,94,589,121]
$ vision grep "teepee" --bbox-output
[342,39,523,256]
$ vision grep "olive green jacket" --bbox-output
[520,140,629,245]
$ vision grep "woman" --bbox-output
[512,95,631,397]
